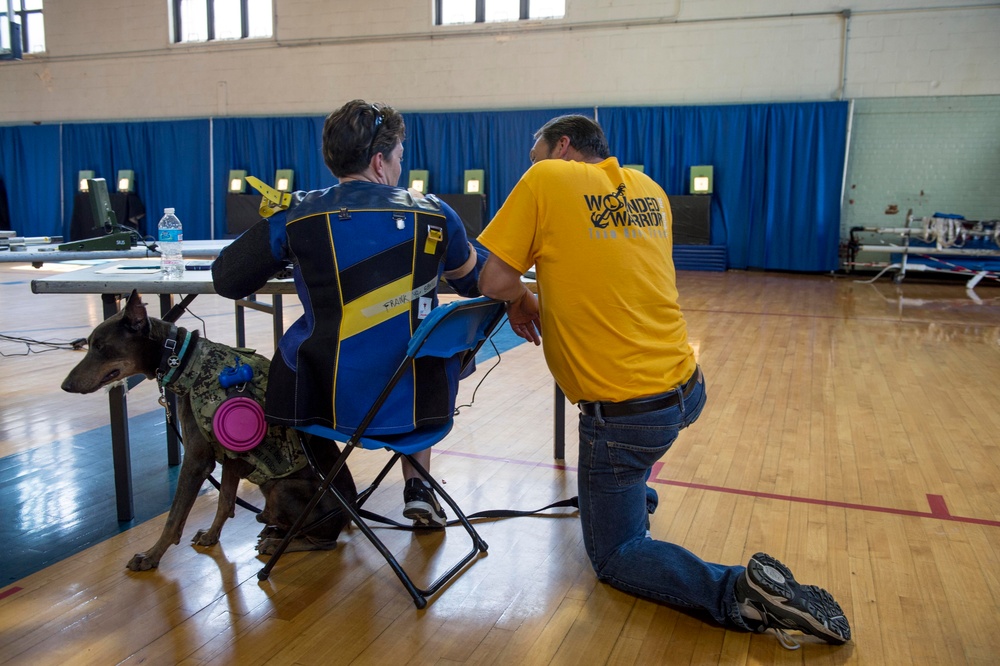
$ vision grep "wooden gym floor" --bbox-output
[1,261,999,665]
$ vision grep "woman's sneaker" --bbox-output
[735,552,851,648]
[403,478,447,528]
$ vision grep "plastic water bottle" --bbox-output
[158,208,184,279]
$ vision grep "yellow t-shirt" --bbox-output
[478,157,696,404]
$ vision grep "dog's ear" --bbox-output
[122,290,149,334]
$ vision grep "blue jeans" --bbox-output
[577,370,750,629]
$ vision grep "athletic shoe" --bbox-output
[735,552,851,649]
[402,478,447,528]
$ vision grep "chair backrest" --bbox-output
[316,297,506,447]
[407,297,507,362]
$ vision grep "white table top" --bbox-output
[30,258,294,296]
[0,240,231,265]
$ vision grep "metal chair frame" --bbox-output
[257,297,507,609]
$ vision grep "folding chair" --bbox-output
[257,296,507,609]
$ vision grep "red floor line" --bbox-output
[649,467,1000,528]
[442,448,574,471]
[0,586,23,600]
[926,494,952,518]
[439,451,1000,528]
[684,306,983,328]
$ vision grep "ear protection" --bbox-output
[213,358,266,452]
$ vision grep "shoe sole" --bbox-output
[403,501,447,527]
[745,553,851,644]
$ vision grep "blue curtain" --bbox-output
[1,102,848,269]
[759,103,848,272]
[211,116,334,239]
[601,102,849,271]
[210,109,590,239]
[405,107,592,221]
[61,120,210,240]
[0,125,62,237]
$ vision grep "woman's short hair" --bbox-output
[322,100,406,178]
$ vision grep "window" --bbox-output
[1,0,45,54]
[437,0,564,25]
[172,0,272,44]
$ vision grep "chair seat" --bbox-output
[299,421,454,456]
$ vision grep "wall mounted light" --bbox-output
[274,169,294,192]
[228,170,247,194]
[116,170,135,193]
[78,170,95,192]
[690,165,714,194]
[463,169,485,194]
[409,169,429,194]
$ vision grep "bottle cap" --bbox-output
[164,208,175,214]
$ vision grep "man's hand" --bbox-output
[479,254,542,346]
[507,289,541,346]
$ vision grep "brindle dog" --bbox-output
[61,290,356,571]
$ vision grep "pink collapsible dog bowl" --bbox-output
[212,396,267,452]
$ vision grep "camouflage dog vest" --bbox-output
[160,328,308,485]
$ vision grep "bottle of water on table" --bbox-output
[158,208,184,279]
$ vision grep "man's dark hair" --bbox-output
[322,100,406,178]
[534,114,610,160]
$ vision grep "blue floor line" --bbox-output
[2,411,185,586]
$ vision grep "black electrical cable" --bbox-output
[0,333,88,356]
[452,317,507,415]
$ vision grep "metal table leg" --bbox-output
[554,384,566,460]
[235,294,284,349]
[102,293,134,522]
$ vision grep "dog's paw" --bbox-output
[126,553,160,571]
[192,529,220,547]
[256,525,283,540]
[256,537,279,555]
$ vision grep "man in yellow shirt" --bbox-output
[477,114,850,649]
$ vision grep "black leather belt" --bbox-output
[578,366,703,418]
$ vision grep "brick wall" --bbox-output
[843,96,1000,239]
[1,1,997,122]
